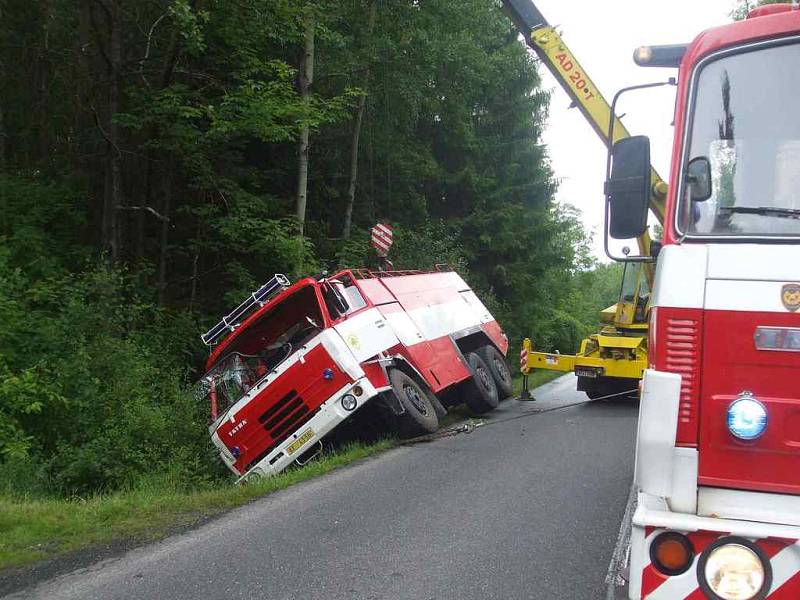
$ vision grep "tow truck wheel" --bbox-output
[388,369,440,436]
[478,345,513,400]
[580,377,638,401]
[463,352,499,414]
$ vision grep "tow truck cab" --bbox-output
[608,5,800,599]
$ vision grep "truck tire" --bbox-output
[478,345,513,400]
[463,351,499,414]
[389,369,440,436]
[580,377,638,401]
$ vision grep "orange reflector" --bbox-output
[651,532,694,575]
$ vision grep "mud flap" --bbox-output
[426,390,448,419]
[377,390,406,416]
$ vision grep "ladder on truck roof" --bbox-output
[502,0,668,260]
[201,274,291,347]
[350,264,453,280]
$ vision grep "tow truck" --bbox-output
[503,0,669,399]
[595,4,800,598]
[195,268,511,480]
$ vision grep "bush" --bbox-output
[0,259,223,496]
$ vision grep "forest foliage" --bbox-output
[0,0,622,495]
[731,0,791,19]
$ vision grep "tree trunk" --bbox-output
[342,0,377,239]
[135,158,149,260]
[0,2,3,169]
[189,251,199,312]
[102,0,123,263]
[295,14,315,236]
[157,172,171,305]
[75,0,92,173]
[189,207,202,312]
[37,0,52,161]
[0,102,6,170]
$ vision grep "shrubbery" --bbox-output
[0,176,221,495]
[0,259,222,496]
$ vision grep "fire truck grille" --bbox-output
[242,390,318,473]
[258,390,314,436]
[664,317,701,427]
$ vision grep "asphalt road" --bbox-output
[6,375,639,600]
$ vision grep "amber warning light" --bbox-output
[633,44,688,68]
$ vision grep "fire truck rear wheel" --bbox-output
[464,352,499,414]
[478,345,513,400]
[388,369,440,436]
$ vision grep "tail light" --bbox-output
[650,532,694,576]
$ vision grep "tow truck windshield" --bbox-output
[195,285,323,421]
[682,42,800,238]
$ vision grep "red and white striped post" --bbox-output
[519,338,535,401]
[371,222,394,269]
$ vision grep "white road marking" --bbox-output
[606,483,637,599]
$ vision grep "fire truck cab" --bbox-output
[195,268,510,482]
[604,5,800,599]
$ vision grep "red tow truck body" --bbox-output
[622,5,800,598]
[196,268,508,481]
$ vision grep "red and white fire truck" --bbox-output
[195,268,511,481]
[599,5,800,599]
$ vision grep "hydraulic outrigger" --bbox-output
[503,0,669,398]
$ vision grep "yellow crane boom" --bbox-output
[503,0,667,258]
[502,0,666,399]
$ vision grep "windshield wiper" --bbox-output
[720,206,800,219]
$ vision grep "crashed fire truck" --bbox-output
[195,268,511,481]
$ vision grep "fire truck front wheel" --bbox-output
[389,369,440,436]
[478,345,513,400]
[464,352,500,414]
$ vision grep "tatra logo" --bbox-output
[228,420,247,437]
[782,284,800,312]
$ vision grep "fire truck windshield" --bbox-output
[680,41,800,239]
[195,285,324,420]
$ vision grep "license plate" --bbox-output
[575,367,599,378]
[286,428,315,455]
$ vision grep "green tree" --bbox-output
[731,0,790,20]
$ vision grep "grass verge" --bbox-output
[0,440,393,571]
[0,373,567,572]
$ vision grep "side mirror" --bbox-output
[686,156,712,202]
[606,136,651,239]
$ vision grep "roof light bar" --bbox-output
[633,44,688,68]
[201,274,291,346]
